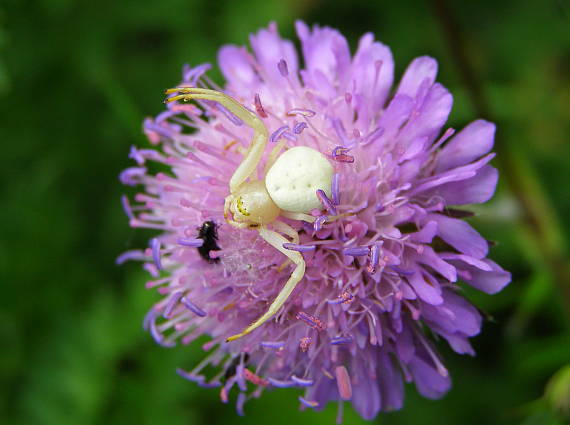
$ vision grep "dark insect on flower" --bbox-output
[197,220,221,263]
[223,353,250,382]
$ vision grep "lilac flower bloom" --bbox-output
[120,21,511,421]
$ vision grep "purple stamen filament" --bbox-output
[332,146,355,163]
[254,93,268,118]
[283,243,316,252]
[291,375,314,386]
[331,336,353,345]
[343,246,369,256]
[293,122,308,134]
[270,125,292,143]
[368,244,380,273]
[260,341,285,349]
[163,290,183,318]
[286,108,316,118]
[177,238,204,247]
[181,297,207,317]
[298,397,319,408]
[296,311,326,331]
[151,238,163,270]
[331,173,340,205]
[268,377,296,388]
[316,189,337,215]
[313,215,327,231]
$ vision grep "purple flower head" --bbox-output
[120,21,511,421]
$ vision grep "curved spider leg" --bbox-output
[326,212,355,222]
[271,220,299,244]
[263,139,286,175]
[226,224,305,342]
[165,88,268,192]
[281,211,317,223]
[271,220,299,271]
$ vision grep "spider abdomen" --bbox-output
[265,146,334,213]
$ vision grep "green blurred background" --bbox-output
[1,0,569,424]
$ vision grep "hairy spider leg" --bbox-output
[226,224,306,342]
[165,88,268,192]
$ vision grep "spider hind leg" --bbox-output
[226,224,305,342]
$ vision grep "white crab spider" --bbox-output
[165,87,337,342]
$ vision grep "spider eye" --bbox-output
[236,197,250,216]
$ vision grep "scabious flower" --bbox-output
[119,21,511,421]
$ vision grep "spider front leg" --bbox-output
[165,87,268,192]
[226,224,305,342]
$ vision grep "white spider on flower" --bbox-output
[165,87,344,342]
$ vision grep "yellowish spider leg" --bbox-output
[271,220,299,271]
[281,211,316,223]
[263,139,286,175]
[165,88,268,192]
[226,225,305,342]
[270,220,299,244]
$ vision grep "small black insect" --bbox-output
[197,220,221,263]
[223,353,250,382]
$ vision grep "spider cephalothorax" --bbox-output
[165,87,338,342]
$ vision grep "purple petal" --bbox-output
[410,221,438,243]
[351,33,394,111]
[218,45,260,90]
[375,95,414,143]
[436,120,495,172]
[398,83,453,148]
[452,258,511,294]
[416,246,457,282]
[411,153,495,195]
[250,23,298,85]
[423,290,481,336]
[428,213,488,259]
[378,352,404,411]
[431,165,499,205]
[351,371,381,420]
[296,20,351,91]
[409,356,451,399]
[442,333,476,355]
[439,253,493,271]
[397,56,438,98]
[406,267,443,305]
[395,326,415,363]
